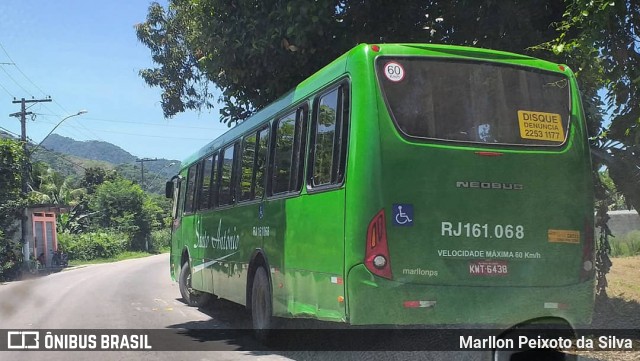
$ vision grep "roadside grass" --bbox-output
[67,250,167,266]
[609,231,640,257]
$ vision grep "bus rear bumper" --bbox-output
[346,264,594,327]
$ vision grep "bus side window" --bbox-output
[199,154,216,210]
[240,127,270,202]
[184,163,199,214]
[272,111,297,194]
[293,106,308,191]
[177,177,187,217]
[254,126,270,199]
[171,178,181,219]
[240,132,258,202]
[309,85,349,188]
[219,143,237,206]
[210,153,219,208]
[271,106,307,195]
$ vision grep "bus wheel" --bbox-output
[179,262,210,307]
[251,266,274,342]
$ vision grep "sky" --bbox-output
[0,0,229,162]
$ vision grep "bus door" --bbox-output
[183,162,205,290]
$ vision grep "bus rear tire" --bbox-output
[179,262,211,307]
[251,266,274,343]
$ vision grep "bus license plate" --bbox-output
[469,261,508,276]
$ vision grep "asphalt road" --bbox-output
[0,254,597,361]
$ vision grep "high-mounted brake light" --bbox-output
[371,45,381,52]
[365,209,393,279]
[558,65,566,72]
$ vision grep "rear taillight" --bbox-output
[581,218,595,281]
[365,209,393,279]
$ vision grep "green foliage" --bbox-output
[1,133,174,266]
[609,231,640,258]
[0,139,26,281]
[598,170,628,210]
[30,134,180,196]
[57,232,128,261]
[28,167,85,206]
[0,138,24,203]
[89,178,170,251]
[538,0,640,297]
[90,179,149,249]
[58,200,94,234]
[149,228,171,253]
[136,0,215,119]
[0,230,23,282]
[540,0,640,212]
[136,0,565,124]
[147,193,173,228]
[82,167,117,194]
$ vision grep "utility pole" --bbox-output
[9,97,52,255]
[135,158,157,252]
[136,158,158,191]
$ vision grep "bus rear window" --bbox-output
[376,58,571,146]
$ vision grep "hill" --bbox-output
[41,134,138,164]
[1,131,180,194]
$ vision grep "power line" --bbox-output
[32,114,101,142]
[0,80,15,98]
[0,125,20,138]
[33,113,227,131]
[0,42,48,97]
[0,63,33,96]
[43,102,107,143]
[62,127,213,140]
[86,117,228,131]
[17,117,214,141]
[31,143,88,171]
[0,42,106,143]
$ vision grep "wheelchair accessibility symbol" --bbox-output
[392,204,413,226]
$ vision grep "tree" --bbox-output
[89,178,169,250]
[28,167,85,206]
[91,178,149,250]
[535,0,640,298]
[136,0,566,125]
[599,170,628,211]
[82,167,117,194]
[541,0,640,212]
[0,139,26,281]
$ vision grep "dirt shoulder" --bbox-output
[574,256,640,361]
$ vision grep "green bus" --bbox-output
[166,43,595,333]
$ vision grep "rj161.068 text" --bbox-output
[441,222,525,239]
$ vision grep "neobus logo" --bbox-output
[456,181,524,190]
